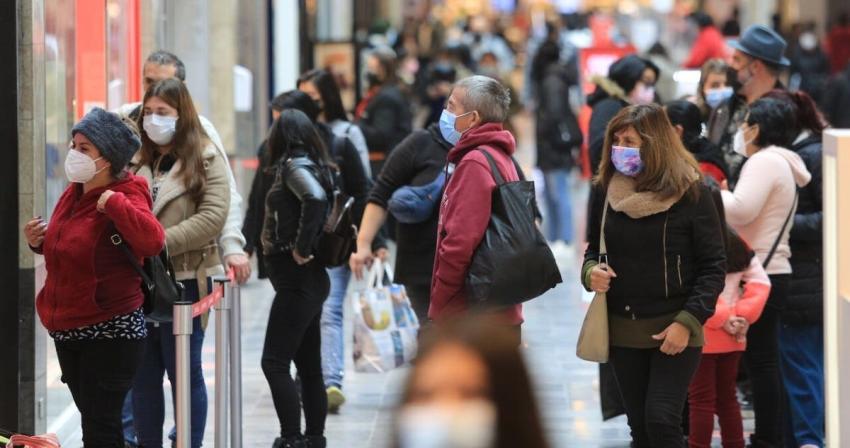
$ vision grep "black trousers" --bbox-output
[744,274,790,446]
[262,254,330,438]
[405,283,432,324]
[609,346,702,448]
[55,338,144,447]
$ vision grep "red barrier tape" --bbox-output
[191,269,235,318]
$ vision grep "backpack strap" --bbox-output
[331,134,345,158]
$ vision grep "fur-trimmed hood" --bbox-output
[587,75,632,106]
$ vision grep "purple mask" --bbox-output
[611,145,644,177]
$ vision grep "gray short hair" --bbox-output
[145,50,186,81]
[454,75,511,123]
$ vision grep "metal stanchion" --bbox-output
[228,282,243,448]
[173,301,194,448]
[214,278,231,448]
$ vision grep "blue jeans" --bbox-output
[542,169,574,243]
[132,280,208,448]
[122,393,137,445]
[321,266,351,389]
[779,323,824,447]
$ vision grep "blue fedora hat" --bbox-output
[730,25,790,67]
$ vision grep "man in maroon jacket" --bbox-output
[431,75,523,337]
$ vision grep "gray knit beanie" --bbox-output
[71,107,141,170]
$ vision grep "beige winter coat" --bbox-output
[133,143,230,282]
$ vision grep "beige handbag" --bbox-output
[576,199,610,363]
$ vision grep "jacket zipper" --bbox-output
[677,255,683,287]
[275,211,281,241]
[663,213,669,299]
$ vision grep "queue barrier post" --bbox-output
[228,281,243,448]
[173,301,194,448]
[213,277,231,448]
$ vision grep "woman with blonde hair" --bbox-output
[582,104,726,447]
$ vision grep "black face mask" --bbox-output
[366,71,382,88]
[726,68,743,93]
[314,99,324,113]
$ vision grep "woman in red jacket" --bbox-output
[23,108,164,447]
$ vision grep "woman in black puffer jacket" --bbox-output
[763,89,828,448]
[582,104,726,447]
[261,109,335,448]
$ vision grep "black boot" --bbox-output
[303,435,326,448]
[272,435,305,448]
[746,434,780,448]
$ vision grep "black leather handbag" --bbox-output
[110,229,184,323]
[465,149,562,307]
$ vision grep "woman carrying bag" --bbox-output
[579,104,726,447]
[131,78,231,448]
[24,108,164,446]
[720,97,812,447]
[261,109,336,448]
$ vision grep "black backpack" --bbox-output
[111,229,185,322]
[314,137,357,267]
[465,149,562,307]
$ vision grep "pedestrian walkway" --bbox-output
[212,242,639,447]
[54,245,755,447]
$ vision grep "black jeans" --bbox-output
[55,338,144,447]
[609,346,701,448]
[744,274,789,446]
[262,253,330,438]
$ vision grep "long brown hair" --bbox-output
[595,104,701,201]
[136,78,209,200]
[394,317,549,448]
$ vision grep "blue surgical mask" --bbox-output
[439,109,472,146]
[611,145,644,177]
[705,87,733,109]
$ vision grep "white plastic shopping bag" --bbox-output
[352,260,419,373]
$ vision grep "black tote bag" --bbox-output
[465,149,562,307]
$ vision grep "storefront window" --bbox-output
[43,0,76,433]
[44,0,74,221]
[107,0,136,110]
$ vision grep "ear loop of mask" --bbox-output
[92,156,109,176]
[456,111,475,133]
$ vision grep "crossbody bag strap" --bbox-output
[762,190,798,270]
[108,226,153,286]
[599,197,610,265]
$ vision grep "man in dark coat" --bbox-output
[707,25,789,187]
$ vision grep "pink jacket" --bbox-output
[703,256,771,354]
[721,146,811,275]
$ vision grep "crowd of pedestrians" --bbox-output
[20,7,848,448]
